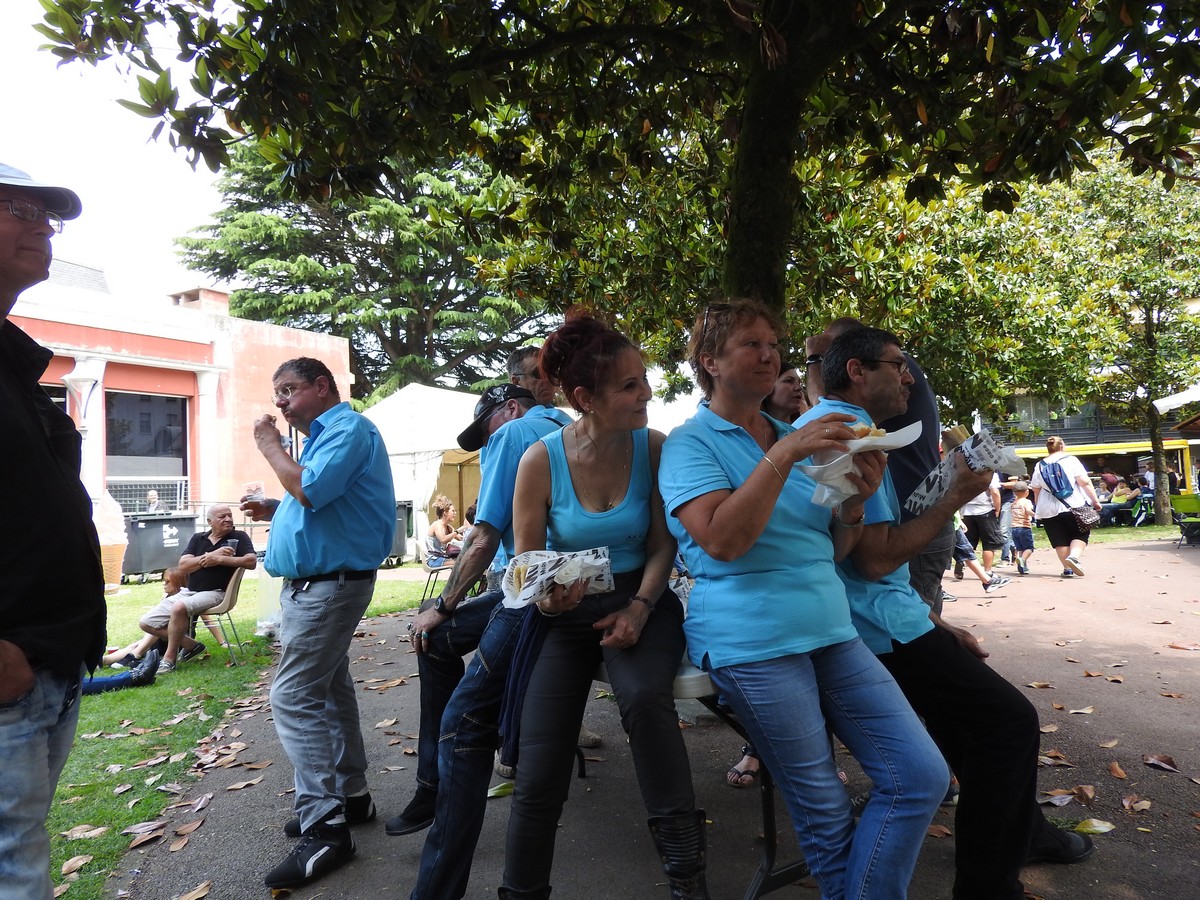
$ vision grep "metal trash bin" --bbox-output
[387,500,412,564]
[122,514,201,579]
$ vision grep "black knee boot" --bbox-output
[648,810,710,899]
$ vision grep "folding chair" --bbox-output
[198,567,247,665]
[418,543,455,602]
[1170,494,1200,548]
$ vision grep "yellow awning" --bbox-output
[1012,438,1195,458]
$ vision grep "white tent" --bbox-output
[363,384,482,558]
[1153,384,1200,414]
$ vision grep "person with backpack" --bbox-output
[1028,436,1102,577]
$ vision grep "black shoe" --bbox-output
[285,792,376,837]
[129,649,161,687]
[385,787,437,836]
[177,641,207,664]
[1026,827,1094,865]
[953,560,964,580]
[112,652,138,669]
[265,820,355,888]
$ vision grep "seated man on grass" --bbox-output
[139,505,255,672]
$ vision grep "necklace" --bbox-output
[570,425,631,511]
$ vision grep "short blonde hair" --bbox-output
[432,494,453,518]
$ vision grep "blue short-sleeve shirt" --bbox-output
[265,402,396,579]
[797,398,935,654]
[475,405,566,566]
[659,402,858,670]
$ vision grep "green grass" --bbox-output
[1074,523,1179,545]
[49,571,425,899]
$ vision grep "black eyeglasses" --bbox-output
[805,354,823,367]
[0,198,64,233]
[699,302,732,346]
[513,368,542,381]
[865,358,910,377]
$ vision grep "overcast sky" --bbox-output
[1,0,224,300]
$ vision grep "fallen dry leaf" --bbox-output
[61,855,93,875]
[1068,706,1095,715]
[1051,702,1065,710]
[53,886,69,898]
[242,760,273,770]
[1167,641,1200,651]
[1150,620,1172,625]
[113,784,133,795]
[1039,724,1059,734]
[1161,692,1184,699]
[227,776,264,791]
[1098,739,1119,749]
[1105,675,1124,683]
[169,836,189,852]
[1110,761,1127,779]
[1075,818,1115,834]
[175,819,204,836]
[1143,754,1180,773]
[121,820,168,835]
[1122,794,1152,812]
[1083,670,1103,678]
[179,881,212,900]
[1026,682,1055,689]
[1038,790,1075,807]
[374,718,398,728]
[128,830,164,849]
[60,825,109,840]
[926,823,952,838]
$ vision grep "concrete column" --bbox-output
[61,356,108,502]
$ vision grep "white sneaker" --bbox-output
[1064,555,1085,576]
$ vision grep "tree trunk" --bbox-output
[723,3,853,309]
[1148,406,1173,526]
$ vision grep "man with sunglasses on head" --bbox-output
[241,357,395,891]
[0,164,106,900]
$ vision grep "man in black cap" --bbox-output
[392,382,569,899]
[0,163,106,900]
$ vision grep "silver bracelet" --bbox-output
[832,505,865,528]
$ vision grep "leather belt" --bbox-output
[290,570,375,590]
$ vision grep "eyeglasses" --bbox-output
[865,358,910,377]
[699,302,732,347]
[513,368,542,381]
[0,198,64,234]
[805,354,823,367]
[272,382,310,402]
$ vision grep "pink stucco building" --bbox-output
[13,259,350,514]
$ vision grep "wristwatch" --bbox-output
[433,595,454,617]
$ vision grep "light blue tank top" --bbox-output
[541,427,651,574]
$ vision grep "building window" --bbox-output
[42,384,67,414]
[106,391,188,477]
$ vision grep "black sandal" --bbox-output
[725,744,760,788]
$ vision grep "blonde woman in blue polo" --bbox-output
[659,300,946,900]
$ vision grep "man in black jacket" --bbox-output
[0,163,106,900]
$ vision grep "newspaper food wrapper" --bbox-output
[798,421,924,509]
[903,429,1024,517]
[502,547,614,609]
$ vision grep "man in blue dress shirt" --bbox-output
[242,357,395,890]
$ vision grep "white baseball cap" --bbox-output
[0,163,82,219]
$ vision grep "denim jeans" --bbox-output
[880,626,1040,899]
[0,665,82,900]
[501,589,693,895]
[411,602,525,900]
[709,638,947,900]
[998,501,1014,561]
[414,589,506,791]
[271,575,376,832]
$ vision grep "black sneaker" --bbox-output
[984,575,1011,594]
[177,641,207,664]
[385,787,437,836]
[129,649,161,687]
[953,560,964,580]
[264,821,355,889]
[285,792,376,837]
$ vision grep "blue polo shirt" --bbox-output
[475,405,566,568]
[265,402,395,579]
[798,398,934,654]
[660,402,858,670]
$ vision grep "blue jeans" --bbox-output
[998,501,1014,561]
[709,638,947,900]
[271,575,376,832]
[414,589,506,791]
[411,602,524,900]
[0,665,82,900]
